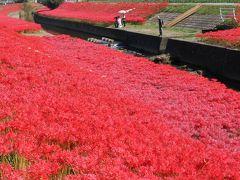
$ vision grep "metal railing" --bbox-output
[220,7,236,21]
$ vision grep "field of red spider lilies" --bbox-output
[197,7,240,48]
[197,27,240,47]
[0,4,41,32]
[0,2,240,179]
[0,21,240,178]
[39,2,168,24]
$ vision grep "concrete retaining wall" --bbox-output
[34,13,240,82]
[166,39,240,82]
[34,13,163,54]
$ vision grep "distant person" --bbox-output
[114,16,123,28]
[122,13,126,27]
[114,16,119,28]
[117,16,123,28]
[158,16,164,36]
[117,8,136,28]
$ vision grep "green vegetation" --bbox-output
[20,2,34,22]
[160,5,237,15]
[197,5,237,15]
[89,0,166,2]
[160,5,194,13]
[123,21,200,38]
[166,26,200,34]
[19,1,45,22]
[215,19,239,29]
[47,0,64,9]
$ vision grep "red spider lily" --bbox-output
[38,2,168,24]
[197,5,240,47]
[197,28,240,47]
[0,26,240,178]
[0,4,41,32]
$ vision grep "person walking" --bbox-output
[114,16,122,28]
[158,16,164,36]
[117,16,123,28]
[114,16,119,28]
[122,13,126,27]
[118,8,135,28]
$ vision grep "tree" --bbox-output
[47,0,64,10]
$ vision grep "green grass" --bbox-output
[123,21,200,38]
[88,0,166,2]
[160,5,194,13]
[197,5,237,15]
[199,38,240,49]
[166,26,200,33]
[160,4,238,15]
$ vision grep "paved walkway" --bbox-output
[150,12,221,30]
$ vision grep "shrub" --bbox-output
[20,2,34,22]
[215,19,239,30]
[46,0,64,9]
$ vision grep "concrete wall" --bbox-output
[166,39,240,82]
[34,13,240,82]
[34,13,163,54]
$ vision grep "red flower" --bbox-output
[39,2,168,24]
